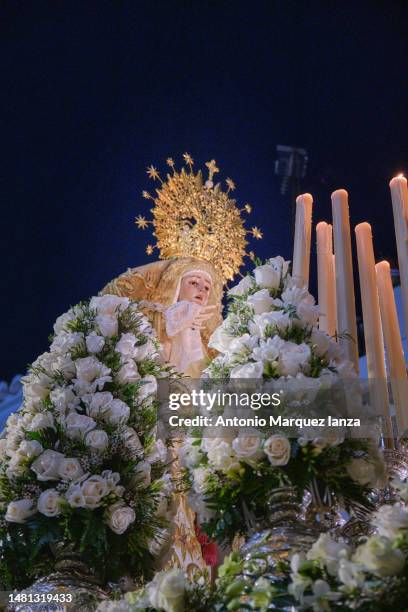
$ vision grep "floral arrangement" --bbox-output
[0,295,174,589]
[99,482,408,612]
[180,257,384,542]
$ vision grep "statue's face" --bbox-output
[178,272,212,306]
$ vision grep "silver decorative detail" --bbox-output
[240,486,321,573]
[6,549,109,611]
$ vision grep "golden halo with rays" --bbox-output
[136,153,262,282]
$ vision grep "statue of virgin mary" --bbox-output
[100,154,262,575]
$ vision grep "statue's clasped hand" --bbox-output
[190,305,216,331]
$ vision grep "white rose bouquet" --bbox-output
[0,295,174,589]
[181,258,383,542]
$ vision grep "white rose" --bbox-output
[5,499,36,523]
[337,558,365,589]
[102,399,130,426]
[207,440,238,471]
[179,439,201,469]
[106,502,136,534]
[353,535,405,577]
[281,284,312,305]
[117,361,140,384]
[264,434,291,466]
[278,342,311,377]
[27,412,55,432]
[250,311,290,338]
[64,412,96,439]
[296,300,320,326]
[96,314,118,338]
[266,256,290,278]
[38,489,63,517]
[135,338,156,361]
[52,355,76,380]
[307,533,349,575]
[31,450,64,481]
[90,294,130,315]
[75,357,111,383]
[192,467,211,494]
[232,432,263,463]
[81,475,109,508]
[254,264,281,290]
[17,440,43,459]
[148,569,186,612]
[247,289,275,315]
[58,458,84,481]
[86,332,105,354]
[115,333,137,361]
[208,326,234,354]
[229,334,259,359]
[50,332,84,354]
[122,427,143,454]
[347,457,384,488]
[372,502,408,539]
[230,361,264,378]
[131,461,152,487]
[147,439,168,464]
[310,329,333,357]
[85,429,109,452]
[228,275,254,296]
[252,336,285,362]
[53,311,76,334]
[139,375,158,402]
[83,391,113,418]
[50,387,80,413]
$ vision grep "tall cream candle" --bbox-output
[316,222,336,336]
[355,223,393,441]
[332,189,359,372]
[389,175,408,341]
[376,260,408,436]
[330,253,337,335]
[292,193,313,288]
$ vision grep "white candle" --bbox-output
[331,253,338,334]
[376,260,408,437]
[316,222,336,336]
[389,175,408,341]
[355,223,393,441]
[292,193,313,288]
[331,189,359,372]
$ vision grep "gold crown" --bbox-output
[135,153,262,282]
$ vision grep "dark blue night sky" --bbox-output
[2,1,408,380]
